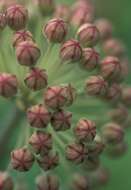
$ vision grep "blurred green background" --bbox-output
[0,0,131,189]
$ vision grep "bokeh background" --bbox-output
[0,0,131,189]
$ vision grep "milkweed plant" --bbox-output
[0,0,131,189]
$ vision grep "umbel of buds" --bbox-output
[12,30,34,47]
[60,40,82,62]
[74,118,96,142]
[27,104,51,128]
[24,68,48,91]
[85,75,108,97]
[11,148,34,172]
[29,131,52,154]
[43,18,68,43]
[16,41,41,67]
[0,172,14,190]
[6,4,28,30]
[80,48,99,71]
[36,174,59,190]
[0,73,18,98]
[77,23,100,47]
[51,109,72,131]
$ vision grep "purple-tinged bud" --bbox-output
[0,172,14,190]
[122,87,131,106]
[100,56,121,81]
[36,175,59,190]
[75,118,96,143]
[81,48,99,71]
[0,73,18,98]
[11,148,35,172]
[34,0,55,15]
[0,13,6,30]
[60,39,82,62]
[77,23,100,47]
[54,4,70,21]
[95,19,113,40]
[27,104,51,128]
[71,174,90,190]
[105,83,122,103]
[64,84,77,106]
[101,123,124,144]
[85,75,108,97]
[16,41,41,67]
[66,143,87,164]
[24,68,48,91]
[51,109,72,131]
[84,156,100,171]
[29,131,52,154]
[6,4,28,30]
[37,152,59,171]
[44,86,67,110]
[102,38,125,57]
[12,30,33,48]
[43,18,68,43]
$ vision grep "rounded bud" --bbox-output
[102,38,125,57]
[85,75,108,97]
[37,152,59,171]
[60,39,82,62]
[122,87,131,106]
[81,48,99,71]
[0,13,7,30]
[35,0,55,16]
[12,30,33,48]
[16,41,41,67]
[64,84,77,106]
[95,19,113,40]
[24,68,48,91]
[54,4,70,21]
[77,23,100,47]
[29,131,52,154]
[44,86,67,110]
[51,109,72,131]
[0,73,18,98]
[43,18,68,43]
[36,175,59,190]
[100,56,121,81]
[101,123,124,144]
[11,148,35,172]
[66,143,87,164]
[75,118,96,142]
[6,4,28,30]
[27,104,51,128]
[0,172,14,190]
[84,156,100,171]
[71,174,90,190]
[92,167,109,186]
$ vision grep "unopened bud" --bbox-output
[54,4,70,21]
[71,173,90,190]
[122,87,131,106]
[0,172,14,190]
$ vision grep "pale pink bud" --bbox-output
[54,4,70,21]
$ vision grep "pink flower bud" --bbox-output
[29,131,52,154]
[60,39,82,62]
[102,38,125,57]
[27,104,51,128]
[44,86,67,109]
[24,68,48,91]
[16,41,41,67]
[0,13,7,30]
[54,4,70,21]
[0,73,18,98]
[12,30,33,48]
[95,19,113,40]
[75,118,96,142]
[11,148,35,172]
[43,18,68,43]
[37,152,59,171]
[0,172,14,190]
[66,143,87,164]
[51,109,72,131]
[36,175,59,190]
[85,75,108,97]
[71,174,90,190]
[34,0,55,15]
[100,56,121,81]
[77,23,100,47]
[6,4,28,30]
[101,123,124,144]
[122,87,131,106]
[64,84,77,106]
[81,48,99,71]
